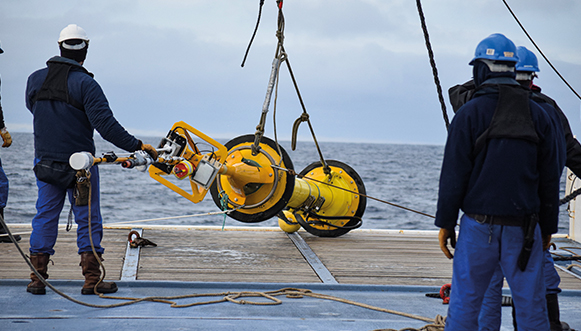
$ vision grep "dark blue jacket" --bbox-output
[450,80,577,176]
[26,56,140,162]
[531,85,581,177]
[435,78,563,235]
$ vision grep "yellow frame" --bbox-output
[147,121,227,204]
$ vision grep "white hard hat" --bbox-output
[58,24,90,44]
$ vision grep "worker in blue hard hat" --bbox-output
[478,46,574,331]
[436,33,564,330]
[0,39,17,244]
[25,24,158,296]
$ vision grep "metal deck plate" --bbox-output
[1,280,580,330]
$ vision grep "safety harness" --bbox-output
[31,60,93,111]
[472,84,539,159]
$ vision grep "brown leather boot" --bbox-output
[27,253,50,295]
[80,251,118,295]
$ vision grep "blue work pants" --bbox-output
[445,214,549,331]
[0,159,8,209]
[478,250,561,330]
[29,165,104,255]
[478,264,504,331]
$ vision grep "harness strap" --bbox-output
[32,62,92,111]
[472,85,539,159]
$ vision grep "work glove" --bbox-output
[438,227,456,259]
[0,127,12,148]
[138,140,158,160]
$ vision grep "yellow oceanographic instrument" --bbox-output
[69,121,366,237]
[69,2,367,237]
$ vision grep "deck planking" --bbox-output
[1,225,580,291]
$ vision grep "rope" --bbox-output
[105,210,235,226]
[276,166,435,219]
[97,287,442,324]
[305,174,435,218]
[1,228,446,324]
[84,170,112,295]
[550,246,581,262]
[6,221,448,319]
[373,314,446,330]
[560,187,581,206]
[415,0,450,130]
[246,0,331,176]
[274,1,330,174]
[240,0,266,68]
[501,0,581,101]
[0,213,140,308]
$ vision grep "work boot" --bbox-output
[0,208,21,243]
[80,251,118,295]
[511,301,517,330]
[27,253,50,295]
[0,226,21,242]
[547,293,569,331]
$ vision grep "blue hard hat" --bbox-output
[515,46,539,72]
[469,33,518,65]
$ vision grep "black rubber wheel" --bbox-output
[295,160,366,237]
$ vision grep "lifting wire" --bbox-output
[4,1,435,320]
[501,0,581,203]
[244,0,331,176]
[502,0,581,101]
[241,0,437,219]
[417,0,581,205]
[240,0,265,68]
[104,210,236,226]
[271,165,435,219]
[416,0,449,130]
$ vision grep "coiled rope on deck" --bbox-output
[2,169,437,321]
[1,219,444,326]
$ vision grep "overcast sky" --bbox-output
[0,0,580,146]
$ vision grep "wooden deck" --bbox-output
[1,225,580,291]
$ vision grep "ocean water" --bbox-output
[2,132,570,233]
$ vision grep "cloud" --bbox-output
[1,0,580,145]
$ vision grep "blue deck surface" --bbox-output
[1,280,580,330]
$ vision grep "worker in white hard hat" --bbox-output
[0,39,16,244]
[25,24,158,296]
[57,24,90,64]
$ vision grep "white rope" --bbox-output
[106,210,234,225]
